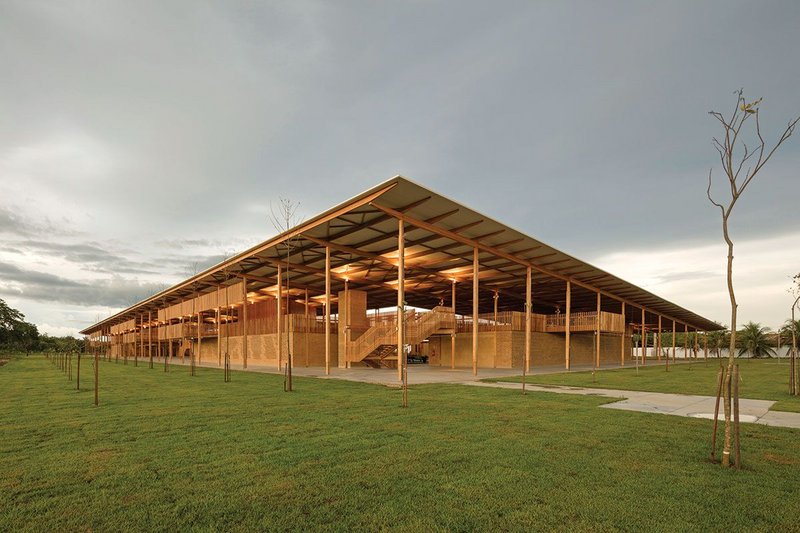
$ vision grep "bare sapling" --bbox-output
[707,90,798,467]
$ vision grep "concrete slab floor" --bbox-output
[187,358,687,387]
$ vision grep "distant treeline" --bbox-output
[0,298,84,354]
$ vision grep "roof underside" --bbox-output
[81,176,722,334]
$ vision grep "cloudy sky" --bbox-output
[1,1,798,337]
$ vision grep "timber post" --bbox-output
[324,246,331,376]
[620,302,625,366]
[451,279,456,370]
[565,280,571,370]
[242,276,248,369]
[397,220,405,382]
[472,247,479,376]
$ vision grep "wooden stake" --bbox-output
[733,363,741,469]
[710,366,723,461]
[76,353,81,390]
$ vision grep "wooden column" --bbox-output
[277,263,283,370]
[217,285,222,366]
[138,313,143,366]
[324,246,331,375]
[641,307,646,365]
[472,247,479,376]
[451,280,456,370]
[304,288,310,367]
[344,279,350,369]
[620,302,626,366]
[241,278,248,369]
[397,220,405,382]
[148,310,153,367]
[684,323,689,359]
[197,310,203,364]
[694,328,699,360]
[595,292,601,369]
[493,291,499,368]
[565,281,571,370]
[704,331,708,361]
[657,315,662,362]
[525,266,532,372]
[216,307,221,366]
[672,320,676,362]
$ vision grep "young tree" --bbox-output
[789,273,800,395]
[269,198,303,392]
[707,91,799,467]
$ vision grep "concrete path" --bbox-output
[465,381,800,429]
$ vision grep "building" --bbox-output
[80,176,721,378]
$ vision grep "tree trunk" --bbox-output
[722,214,737,468]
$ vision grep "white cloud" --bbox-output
[591,231,800,330]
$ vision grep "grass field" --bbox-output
[2,355,800,532]
[485,359,800,413]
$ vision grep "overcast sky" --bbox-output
[1,1,798,337]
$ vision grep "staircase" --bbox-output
[349,307,454,368]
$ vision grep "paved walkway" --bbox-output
[465,381,800,429]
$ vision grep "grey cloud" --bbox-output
[0,239,159,275]
[0,206,75,238]
[0,261,166,308]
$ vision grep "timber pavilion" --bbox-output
[81,176,721,379]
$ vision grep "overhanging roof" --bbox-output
[81,176,723,334]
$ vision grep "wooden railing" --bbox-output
[452,310,624,334]
[545,311,624,333]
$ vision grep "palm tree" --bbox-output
[780,319,800,343]
[707,328,730,358]
[736,322,776,358]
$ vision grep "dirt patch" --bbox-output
[0,359,9,367]
[764,452,797,465]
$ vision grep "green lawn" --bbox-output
[2,355,800,532]
[487,359,800,412]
